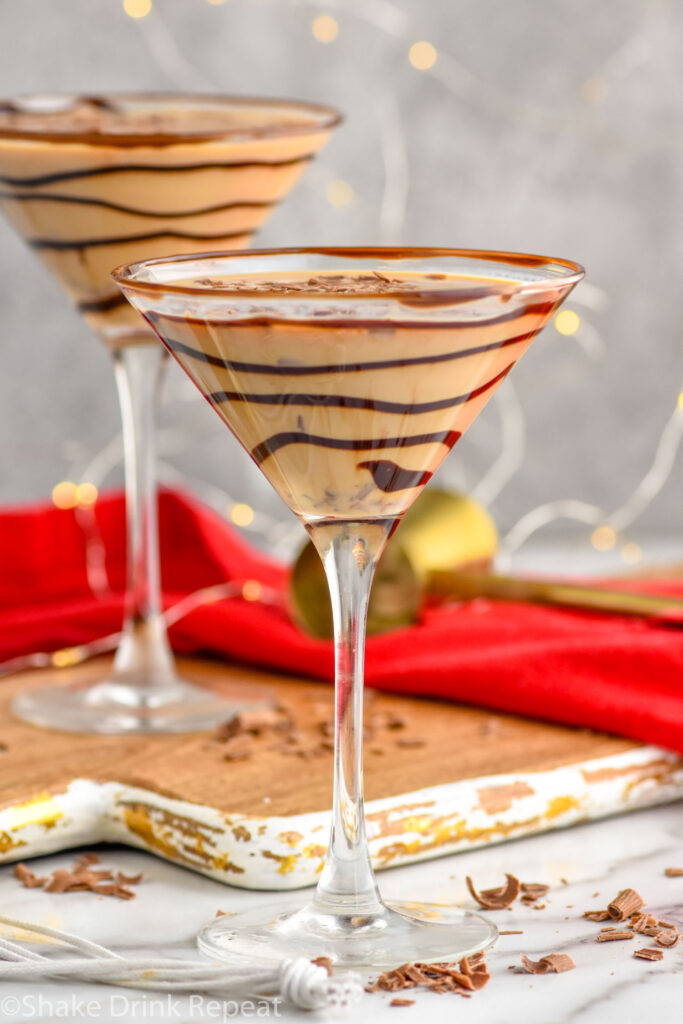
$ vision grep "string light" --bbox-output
[230,503,255,527]
[241,580,262,601]
[71,0,677,581]
[311,14,339,42]
[325,179,355,206]
[123,0,152,19]
[76,482,98,507]
[408,41,437,70]
[51,481,78,510]
[620,542,643,565]
[555,310,581,336]
[591,526,617,551]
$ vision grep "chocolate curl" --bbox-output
[655,929,680,948]
[596,931,634,942]
[634,948,664,961]
[607,888,644,921]
[466,873,520,910]
[520,953,576,974]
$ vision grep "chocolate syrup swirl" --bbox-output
[30,227,253,251]
[207,364,513,415]
[163,330,535,377]
[358,460,436,492]
[0,191,277,218]
[250,428,462,466]
[0,154,314,189]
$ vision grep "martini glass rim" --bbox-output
[0,91,342,145]
[111,246,585,302]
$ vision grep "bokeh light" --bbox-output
[409,41,437,70]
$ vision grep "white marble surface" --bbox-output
[0,802,681,1023]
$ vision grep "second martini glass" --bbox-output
[0,94,339,732]
[115,247,583,967]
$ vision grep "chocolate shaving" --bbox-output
[14,855,142,900]
[607,888,644,921]
[634,947,664,961]
[13,863,48,888]
[466,873,520,910]
[630,912,659,935]
[390,999,415,1007]
[521,882,550,900]
[222,735,255,761]
[500,930,524,935]
[584,910,611,922]
[654,928,680,947]
[311,956,333,976]
[216,708,290,741]
[367,955,489,997]
[664,867,683,877]
[520,953,576,974]
[116,871,143,886]
[596,931,634,942]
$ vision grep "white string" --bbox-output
[0,915,363,1010]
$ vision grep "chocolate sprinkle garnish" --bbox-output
[466,873,521,910]
[520,953,576,974]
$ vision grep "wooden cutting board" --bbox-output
[0,656,681,889]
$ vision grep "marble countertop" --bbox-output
[0,802,681,1023]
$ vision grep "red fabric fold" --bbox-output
[1,489,682,753]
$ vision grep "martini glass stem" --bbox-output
[112,343,174,685]
[308,520,393,918]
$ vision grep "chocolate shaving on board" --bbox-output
[607,888,644,920]
[466,873,520,910]
[634,948,664,961]
[520,953,576,974]
[596,931,634,942]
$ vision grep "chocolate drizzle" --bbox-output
[0,190,277,218]
[0,155,314,189]
[163,329,535,376]
[250,428,462,466]
[30,227,253,251]
[358,461,436,492]
[77,292,129,314]
[207,364,513,415]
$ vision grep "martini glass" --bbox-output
[116,246,582,966]
[0,94,339,733]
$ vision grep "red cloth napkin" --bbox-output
[1,489,682,753]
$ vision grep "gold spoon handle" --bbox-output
[428,570,683,626]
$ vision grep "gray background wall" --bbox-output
[0,0,681,567]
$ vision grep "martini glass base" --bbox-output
[197,899,498,970]
[11,656,273,734]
